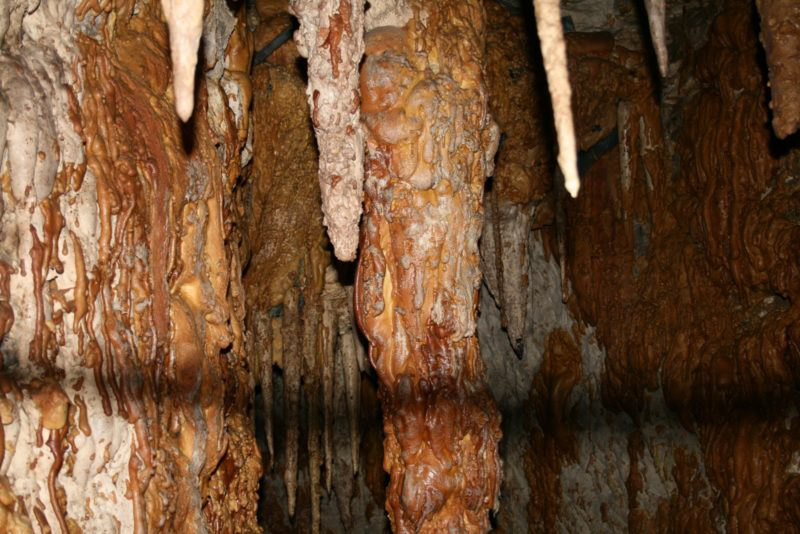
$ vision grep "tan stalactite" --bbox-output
[160,0,205,121]
[321,267,339,493]
[290,0,366,261]
[532,0,580,197]
[754,0,800,139]
[256,310,274,467]
[283,286,301,517]
[356,1,502,531]
[337,290,361,475]
[643,0,668,78]
[303,296,322,534]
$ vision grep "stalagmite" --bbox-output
[532,0,580,197]
[357,1,502,531]
[290,0,366,261]
[754,0,800,138]
[644,0,668,78]
[160,0,205,121]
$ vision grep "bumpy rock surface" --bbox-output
[0,0,259,531]
[356,1,502,531]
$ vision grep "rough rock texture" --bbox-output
[241,6,385,530]
[480,0,553,354]
[0,0,259,531]
[290,0,365,261]
[356,1,502,531]
[474,1,800,532]
[755,0,800,139]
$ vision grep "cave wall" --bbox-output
[0,0,259,530]
[480,0,800,531]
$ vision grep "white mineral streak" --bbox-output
[290,0,365,261]
[644,0,668,78]
[160,0,204,121]
[363,0,410,30]
[532,0,580,198]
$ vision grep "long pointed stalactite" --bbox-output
[644,0,668,78]
[356,1,502,531]
[531,0,580,198]
[290,0,366,261]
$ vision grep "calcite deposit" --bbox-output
[356,1,502,531]
[2,0,800,532]
[0,0,259,531]
[290,0,365,261]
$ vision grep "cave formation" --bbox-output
[1,0,800,532]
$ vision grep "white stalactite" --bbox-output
[644,0,668,78]
[160,0,204,121]
[532,0,580,198]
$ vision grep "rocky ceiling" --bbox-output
[0,0,798,532]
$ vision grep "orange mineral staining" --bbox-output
[357,1,502,531]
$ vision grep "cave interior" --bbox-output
[1,0,799,532]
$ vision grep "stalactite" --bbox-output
[283,287,301,517]
[357,1,502,531]
[321,267,339,493]
[333,327,356,528]
[303,296,322,534]
[290,0,366,261]
[532,0,580,197]
[338,289,361,475]
[754,0,800,139]
[256,310,274,467]
[643,0,668,77]
[160,0,205,121]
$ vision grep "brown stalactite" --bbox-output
[1,0,258,530]
[356,1,502,531]
[303,296,322,534]
[321,268,339,494]
[283,286,301,517]
[755,0,800,139]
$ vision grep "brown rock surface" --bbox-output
[356,1,502,531]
